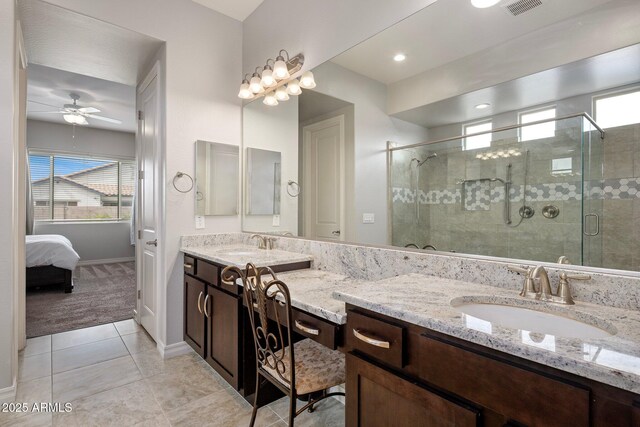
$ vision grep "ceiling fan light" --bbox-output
[273,57,290,80]
[238,82,254,99]
[261,68,276,87]
[286,80,302,96]
[299,71,316,89]
[63,113,87,125]
[263,93,279,106]
[275,87,290,101]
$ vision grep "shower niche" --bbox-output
[389,114,608,268]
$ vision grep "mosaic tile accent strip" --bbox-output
[392,178,640,206]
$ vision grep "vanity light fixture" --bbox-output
[475,103,491,109]
[238,49,311,106]
[471,0,501,8]
[393,53,406,62]
[299,71,316,89]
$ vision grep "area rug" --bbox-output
[26,262,136,337]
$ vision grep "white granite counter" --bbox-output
[333,273,640,394]
[181,244,313,269]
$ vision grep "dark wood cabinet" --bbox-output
[345,305,640,427]
[205,284,240,389]
[346,353,481,427]
[184,274,205,357]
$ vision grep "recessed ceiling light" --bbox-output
[393,53,406,62]
[475,103,491,110]
[471,0,501,8]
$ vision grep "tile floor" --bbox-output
[2,320,344,427]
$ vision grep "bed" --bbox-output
[26,235,80,293]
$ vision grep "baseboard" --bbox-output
[77,257,135,266]
[158,341,193,359]
[0,381,16,404]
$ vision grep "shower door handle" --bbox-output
[332,230,341,236]
[583,213,600,236]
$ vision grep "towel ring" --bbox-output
[287,180,300,197]
[173,172,194,193]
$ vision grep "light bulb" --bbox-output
[261,68,275,87]
[286,80,301,96]
[393,53,406,62]
[63,114,87,125]
[299,71,316,89]
[471,0,500,8]
[475,103,491,109]
[273,57,290,80]
[249,75,264,94]
[263,93,279,106]
[238,82,254,99]
[275,87,290,101]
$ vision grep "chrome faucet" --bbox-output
[251,234,267,249]
[507,264,590,305]
[557,256,571,264]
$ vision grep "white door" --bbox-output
[303,115,345,240]
[136,66,160,341]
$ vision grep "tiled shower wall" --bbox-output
[390,123,640,271]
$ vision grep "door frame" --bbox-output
[135,60,165,346]
[301,115,346,240]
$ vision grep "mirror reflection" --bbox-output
[195,141,238,216]
[246,147,282,215]
[242,0,640,272]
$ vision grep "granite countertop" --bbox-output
[181,244,313,268]
[333,273,640,394]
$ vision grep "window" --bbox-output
[519,107,556,141]
[594,89,640,129]
[463,121,492,150]
[29,153,135,221]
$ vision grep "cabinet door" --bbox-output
[205,285,240,389]
[346,353,480,427]
[184,275,206,357]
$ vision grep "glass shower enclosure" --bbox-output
[388,113,607,269]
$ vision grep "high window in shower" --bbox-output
[388,113,619,269]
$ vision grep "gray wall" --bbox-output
[27,119,136,262]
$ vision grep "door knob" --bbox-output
[331,230,341,236]
[145,239,158,246]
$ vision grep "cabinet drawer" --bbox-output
[418,333,590,427]
[347,309,404,369]
[183,255,195,275]
[292,309,339,350]
[196,259,220,285]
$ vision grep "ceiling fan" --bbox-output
[30,93,122,126]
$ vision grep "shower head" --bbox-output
[411,153,437,167]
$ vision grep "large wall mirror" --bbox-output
[195,141,239,216]
[242,0,640,273]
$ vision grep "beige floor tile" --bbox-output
[0,377,52,426]
[0,412,52,427]
[51,324,119,351]
[121,331,156,355]
[52,380,162,427]
[144,357,228,412]
[18,352,52,382]
[165,387,281,427]
[131,349,203,378]
[52,356,142,402]
[21,336,51,358]
[113,319,141,336]
[133,413,171,427]
[269,396,345,426]
[52,337,129,374]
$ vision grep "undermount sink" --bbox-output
[451,298,616,339]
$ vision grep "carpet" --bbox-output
[26,262,136,338]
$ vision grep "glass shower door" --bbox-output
[581,118,604,268]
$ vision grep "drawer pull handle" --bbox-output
[197,291,203,315]
[184,263,193,269]
[203,294,211,318]
[295,320,320,336]
[353,328,390,349]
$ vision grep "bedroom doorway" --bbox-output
[19,0,164,339]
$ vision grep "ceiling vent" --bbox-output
[502,0,543,16]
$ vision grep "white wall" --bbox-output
[311,62,429,244]
[39,0,243,348]
[243,0,437,74]
[0,0,16,398]
[27,119,136,262]
[242,96,299,234]
[27,119,135,158]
